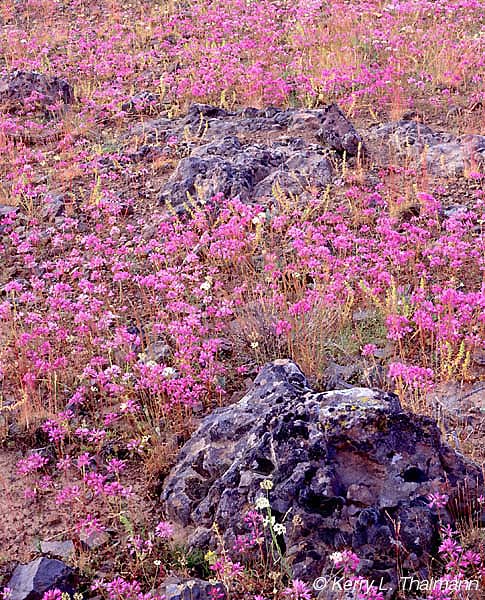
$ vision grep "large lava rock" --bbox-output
[156,103,366,212]
[7,557,76,600]
[159,134,333,213]
[0,70,73,113]
[370,119,485,176]
[161,360,483,596]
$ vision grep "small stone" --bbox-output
[185,103,228,124]
[159,577,226,600]
[39,540,75,561]
[41,195,65,221]
[122,91,160,114]
[79,530,110,550]
[472,352,485,366]
[352,309,377,322]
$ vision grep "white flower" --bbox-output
[273,523,286,536]
[162,367,176,378]
[251,212,266,225]
[200,276,213,291]
[250,341,259,349]
[260,479,274,490]
[263,515,276,528]
[329,551,344,564]
[255,496,270,510]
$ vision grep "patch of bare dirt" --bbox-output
[0,448,160,582]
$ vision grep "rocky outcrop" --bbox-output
[7,558,76,600]
[126,102,362,212]
[147,103,479,213]
[370,119,485,176]
[125,104,484,210]
[161,360,483,597]
[0,70,73,113]
[159,132,333,213]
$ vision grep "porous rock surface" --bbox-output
[316,102,366,156]
[161,359,483,597]
[0,70,73,112]
[157,103,347,212]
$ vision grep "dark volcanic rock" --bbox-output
[159,133,333,212]
[150,103,368,211]
[253,143,334,199]
[7,557,76,600]
[161,359,483,597]
[370,119,485,175]
[122,91,161,115]
[184,103,229,124]
[0,70,73,113]
[316,103,366,156]
[372,120,452,149]
[41,195,65,221]
[159,135,276,211]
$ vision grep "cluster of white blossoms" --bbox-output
[161,366,177,378]
[200,275,213,292]
[329,551,344,564]
[255,496,270,510]
[255,479,286,535]
[263,515,286,536]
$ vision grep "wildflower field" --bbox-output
[0,1,484,599]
